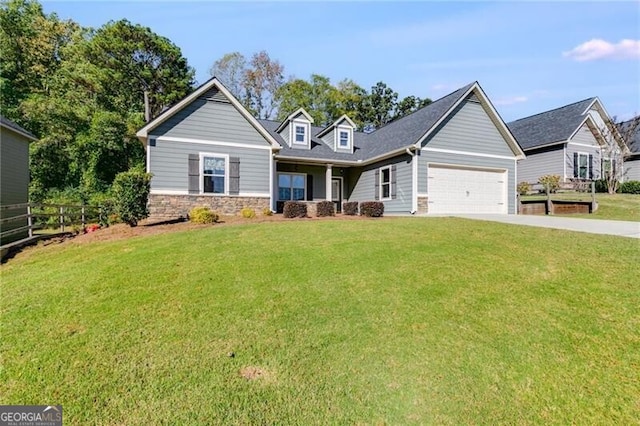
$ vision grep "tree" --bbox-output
[111,167,151,227]
[361,81,398,130]
[394,95,432,120]
[602,115,640,193]
[209,51,246,99]
[334,79,367,128]
[242,50,284,120]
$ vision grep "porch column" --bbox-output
[272,158,278,211]
[326,164,333,201]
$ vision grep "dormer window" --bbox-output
[339,130,350,148]
[295,125,307,144]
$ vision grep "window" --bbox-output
[294,125,306,144]
[278,173,305,200]
[339,130,350,148]
[380,166,391,199]
[602,158,612,177]
[578,153,589,179]
[202,155,226,193]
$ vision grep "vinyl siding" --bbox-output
[623,157,640,181]
[1,128,30,242]
[418,151,517,214]
[423,98,515,157]
[348,154,413,213]
[570,122,600,147]
[517,144,564,183]
[320,129,335,150]
[149,139,270,193]
[152,88,271,148]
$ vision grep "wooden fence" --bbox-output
[518,181,597,215]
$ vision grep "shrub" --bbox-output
[360,201,384,217]
[283,201,307,218]
[111,169,152,227]
[241,207,256,219]
[517,181,532,196]
[594,179,609,193]
[189,206,219,224]
[343,201,359,216]
[316,201,335,217]
[619,180,640,194]
[262,207,273,216]
[538,174,561,193]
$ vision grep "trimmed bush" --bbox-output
[189,206,219,224]
[283,201,307,218]
[619,180,640,194]
[594,179,609,193]
[360,201,384,217]
[343,201,359,216]
[517,181,532,196]
[262,207,273,216]
[538,174,561,193]
[241,207,256,219]
[111,169,152,227]
[316,201,335,217]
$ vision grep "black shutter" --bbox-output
[374,169,380,200]
[573,152,579,178]
[588,154,593,179]
[306,174,313,200]
[188,154,199,194]
[229,157,240,195]
[391,164,397,199]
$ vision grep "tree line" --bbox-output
[1,0,432,206]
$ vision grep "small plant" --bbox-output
[84,223,101,233]
[316,201,335,217]
[241,207,256,219]
[619,180,640,194]
[111,169,152,227]
[594,179,609,193]
[343,202,358,216]
[360,201,384,217]
[538,174,561,193]
[517,181,532,196]
[283,201,307,218]
[262,207,273,216]
[189,206,219,224]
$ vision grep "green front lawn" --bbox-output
[521,193,640,221]
[1,219,639,424]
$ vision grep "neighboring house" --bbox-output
[619,117,640,181]
[508,98,626,185]
[136,78,524,218]
[1,115,37,244]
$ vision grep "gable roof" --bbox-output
[619,116,640,155]
[316,114,357,138]
[507,98,597,150]
[136,77,282,149]
[0,115,37,141]
[275,107,314,133]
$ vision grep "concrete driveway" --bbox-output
[453,214,640,239]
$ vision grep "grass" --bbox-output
[521,193,640,221]
[1,218,639,424]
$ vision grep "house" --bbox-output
[507,98,626,185]
[136,78,524,218]
[619,117,640,181]
[1,115,37,244]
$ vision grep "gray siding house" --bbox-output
[137,79,524,217]
[619,117,640,182]
[1,116,37,244]
[508,98,625,185]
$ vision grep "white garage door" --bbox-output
[428,164,507,214]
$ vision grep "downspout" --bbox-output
[406,147,418,214]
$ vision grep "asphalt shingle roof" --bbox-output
[0,115,37,140]
[260,82,475,163]
[618,117,640,155]
[507,98,595,150]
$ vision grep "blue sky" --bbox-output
[41,1,639,122]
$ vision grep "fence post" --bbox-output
[82,205,86,228]
[27,204,33,238]
[546,183,552,215]
[59,206,64,232]
[591,181,596,213]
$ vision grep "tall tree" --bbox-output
[242,50,284,120]
[602,116,640,193]
[394,95,432,120]
[361,81,398,130]
[209,51,246,99]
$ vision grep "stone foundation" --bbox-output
[148,194,270,220]
[417,196,429,214]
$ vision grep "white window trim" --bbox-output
[291,119,310,146]
[577,152,590,180]
[277,172,307,201]
[379,165,392,201]
[336,126,352,150]
[199,152,229,195]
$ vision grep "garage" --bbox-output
[427,164,507,214]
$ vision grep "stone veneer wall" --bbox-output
[417,196,429,214]
[148,194,270,220]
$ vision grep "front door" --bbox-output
[331,177,342,212]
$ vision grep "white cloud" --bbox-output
[563,39,640,61]
[493,96,528,106]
